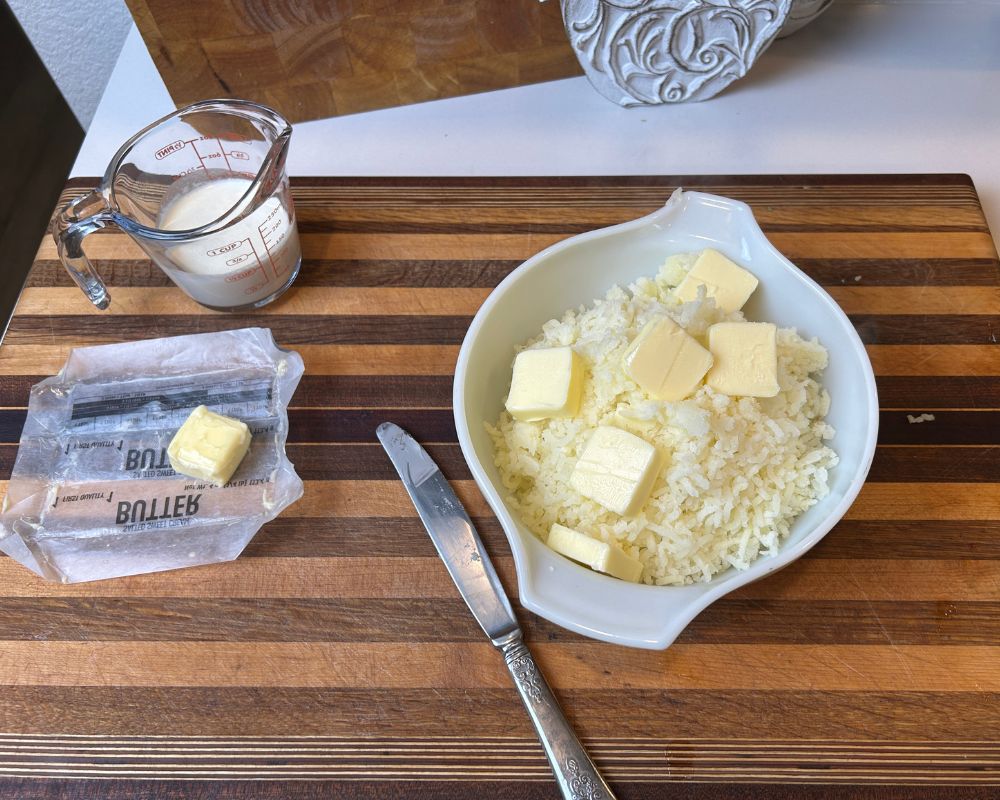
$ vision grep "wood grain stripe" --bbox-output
[2,686,999,739]
[0,557,996,601]
[0,345,461,376]
[0,375,998,410]
[1,480,998,521]
[1,641,998,690]
[13,286,1000,317]
[1,597,998,646]
[1,343,998,377]
[4,314,1000,348]
[33,230,999,262]
[25,256,1000,289]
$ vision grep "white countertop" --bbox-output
[73,1,1000,243]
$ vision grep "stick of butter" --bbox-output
[623,316,713,401]
[569,425,659,516]
[505,346,584,422]
[674,249,759,313]
[167,405,252,486]
[706,322,780,397]
[547,523,643,583]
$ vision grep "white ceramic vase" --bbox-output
[560,0,835,105]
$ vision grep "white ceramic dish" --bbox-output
[453,190,879,650]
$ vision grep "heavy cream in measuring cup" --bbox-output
[158,177,301,308]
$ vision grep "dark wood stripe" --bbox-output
[3,780,998,800]
[1,685,997,738]
[65,172,978,192]
[25,256,1000,291]
[809,521,1000,560]
[234,517,999,561]
[797,258,999,286]
[867,446,1000,483]
[876,376,1000,408]
[877,411,1000,446]
[288,443,1000,482]
[25,259,521,289]
[3,315,474,346]
[298,220,989,235]
[7,313,1000,348]
[1,597,997,646]
[849,315,1000,345]
[0,375,456,408]
[3,409,997,448]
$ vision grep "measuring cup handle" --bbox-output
[54,190,113,310]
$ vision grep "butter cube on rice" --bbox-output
[505,346,584,421]
[674,249,759,313]
[547,523,642,582]
[570,425,659,516]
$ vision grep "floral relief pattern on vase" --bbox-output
[561,0,794,105]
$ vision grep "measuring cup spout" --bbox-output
[55,190,113,310]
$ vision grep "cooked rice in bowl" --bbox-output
[487,257,839,586]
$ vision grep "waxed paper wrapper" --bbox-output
[0,327,303,583]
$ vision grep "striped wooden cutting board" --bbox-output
[1,175,999,799]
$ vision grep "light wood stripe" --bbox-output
[13,287,492,317]
[0,558,995,601]
[28,480,1000,521]
[13,286,1000,317]
[0,345,461,376]
[866,345,1000,376]
[1,344,998,377]
[0,641,998,691]
[0,481,996,521]
[33,230,999,262]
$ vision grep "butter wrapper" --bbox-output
[0,327,303,583]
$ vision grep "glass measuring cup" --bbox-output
[55,100,301,311]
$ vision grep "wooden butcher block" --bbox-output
[1,174,999,799]
[124,0,583,121]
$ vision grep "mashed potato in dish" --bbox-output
[487,252,838,586]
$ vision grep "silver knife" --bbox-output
[377,422,616,800]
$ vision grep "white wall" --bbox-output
[8,0,133,128]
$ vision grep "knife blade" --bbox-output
[376,421,519,644]
[377,422,617,800]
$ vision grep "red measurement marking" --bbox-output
[246,237,272,281]
[217,138,233,172]
[257,215,281,276]
[226,266,259,283]
[188,139,208,171]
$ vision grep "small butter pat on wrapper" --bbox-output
[674,249,759,313]
[547,523,643,583]
[624,316,713,401]
[167,405,252,486]
[505,346,584,422]
[706,322,780,397]
[570,425,659,516]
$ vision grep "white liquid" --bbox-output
[157,178,300,307]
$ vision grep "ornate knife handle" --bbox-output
[498,633,616,800]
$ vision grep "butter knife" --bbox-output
[377,422,616,800]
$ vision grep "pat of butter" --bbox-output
[570,425,659,516]
[674,249,759,313]
[167,405,251,486]
[547,523,643,583]
[623,316,713,401]
[706,322,780,397]
[505,346,584,422]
